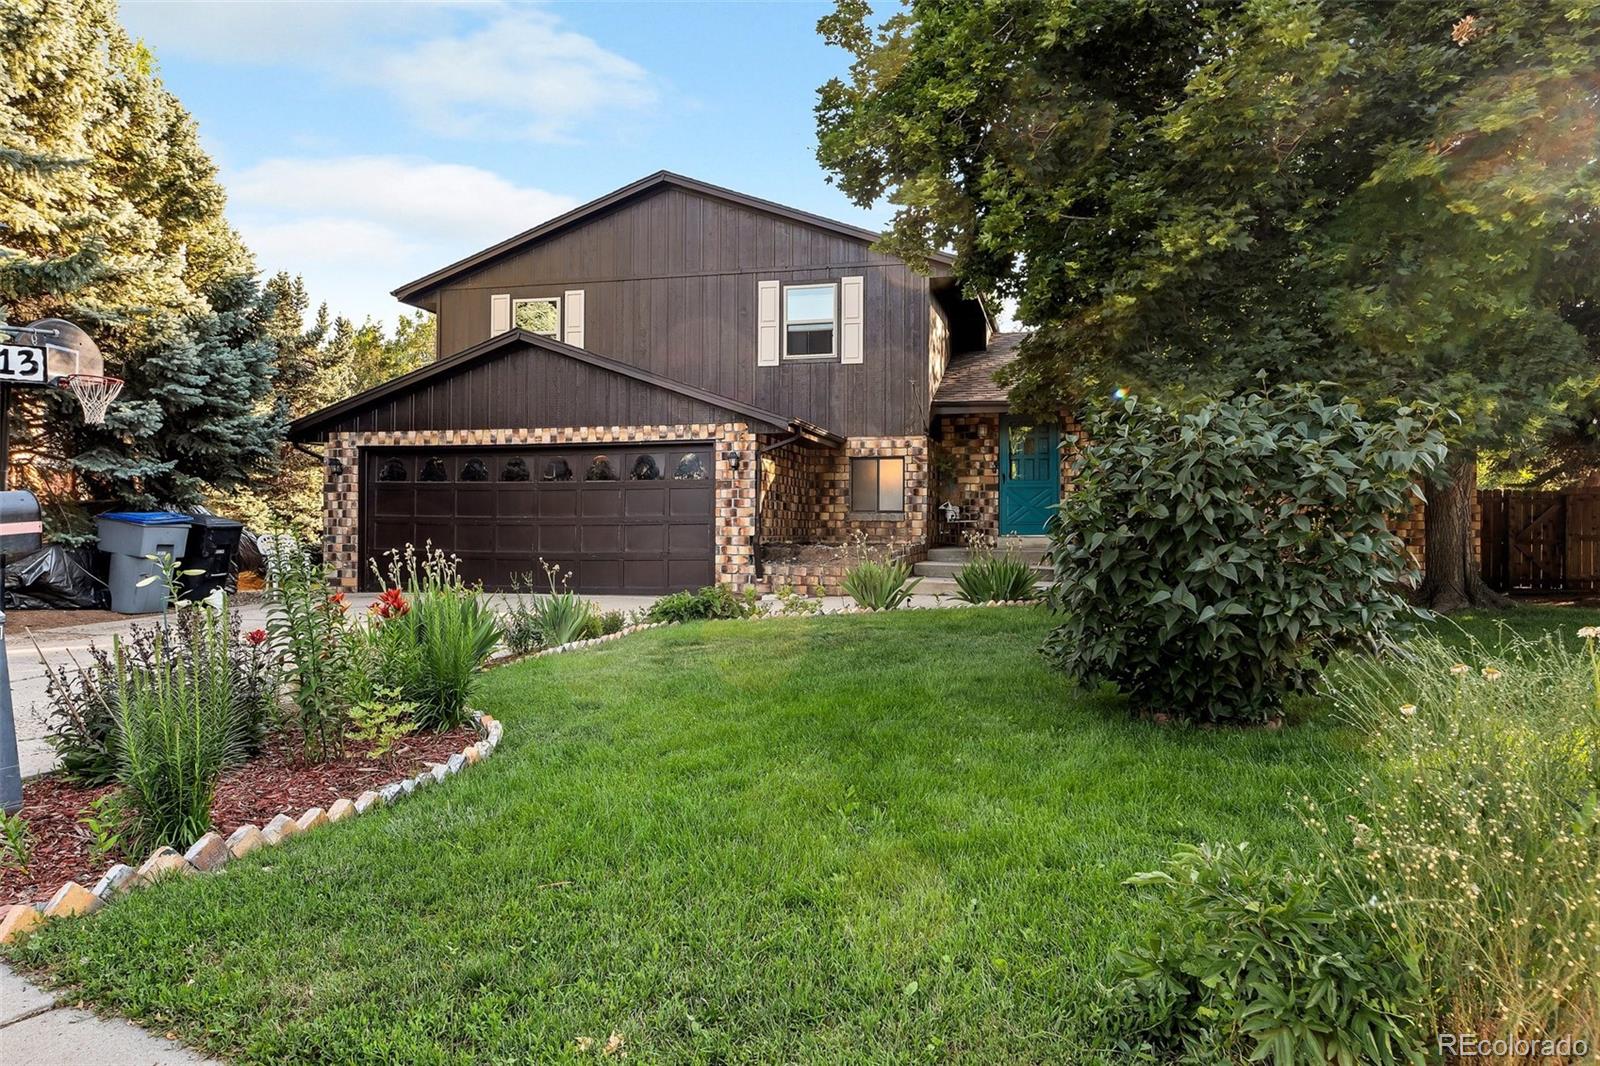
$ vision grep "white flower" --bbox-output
[1449,663,1471,677]
[1481,667,1503,681]
[1578,626,1600,640]
[1399,704,1417,717]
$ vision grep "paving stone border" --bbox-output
[0,712,504,946]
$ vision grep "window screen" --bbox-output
[784,283,836,359]
[512,298,560,336]
[850,457,904,512]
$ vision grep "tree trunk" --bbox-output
[1413,452,1511,612]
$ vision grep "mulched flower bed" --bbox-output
[2,725,479,906]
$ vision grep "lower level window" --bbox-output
[851,456,904,512]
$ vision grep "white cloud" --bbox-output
[121,1,659,142]
[226,155,578,323]
[366,9,657,141]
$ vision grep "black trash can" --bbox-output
[178,514,244,601]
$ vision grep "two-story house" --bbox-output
[290,172,1072,594]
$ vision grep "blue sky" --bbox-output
[120,0,892,326]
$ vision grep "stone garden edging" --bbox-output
[484,598,1041,665]
[0,712,505,945]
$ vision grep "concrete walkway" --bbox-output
[0,962,219,1064]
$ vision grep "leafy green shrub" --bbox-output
[774,585,821,615]
[580,608,629,640]
[501,608,543,655]
[345,686,419,765]
[112,608,244,851]
[1108,842,1426,1064]
[368,547,502,731]
[953,540,1039,603]
[1045,385,1444,723]
[841,559,920,611]
[646,585,761,623]
[79,794,126,863]
[1323,631,1600,1044]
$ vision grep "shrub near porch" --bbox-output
[4,608,1363,1063]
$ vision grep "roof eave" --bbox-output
[931,400,1011,414]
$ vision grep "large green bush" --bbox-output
[1044,386,1444,723]
[1108,842,1428,1064]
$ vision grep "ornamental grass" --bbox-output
[1324,629,1599,1049]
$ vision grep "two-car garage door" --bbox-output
[363,445,715,594]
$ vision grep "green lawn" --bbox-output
[7,604,1595,1063]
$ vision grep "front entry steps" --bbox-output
[911,536,1052,596]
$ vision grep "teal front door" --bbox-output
[999,416,1060,535]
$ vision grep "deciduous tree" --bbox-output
[817,0,1599,610]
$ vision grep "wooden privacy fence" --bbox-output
[1479,489,1600,593]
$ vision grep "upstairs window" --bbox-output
[783,283,836,360]
[850,457,904,513]
[512,297,560,337]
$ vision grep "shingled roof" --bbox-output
[932,332,1026,409]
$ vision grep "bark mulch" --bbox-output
[2,725,479,906]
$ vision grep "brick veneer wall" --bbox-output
[757,435,931,547]
[753,434,931,594]
[930,412,1087,545]
[321,423,757,591]
[932,414,1000,543]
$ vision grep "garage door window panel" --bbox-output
[673,453,707,480]
[629,453,664,480]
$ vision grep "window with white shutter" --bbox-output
[563,290,584,347]
[757,280,780,366]
[839,275,864,364]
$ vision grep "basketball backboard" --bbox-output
[26,319,103,385]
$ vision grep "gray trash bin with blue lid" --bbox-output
[96,511,192,613]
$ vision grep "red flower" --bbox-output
[245,628,268,646]
[370,587,410,619]
[328,592,349,613]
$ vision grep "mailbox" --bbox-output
[0,491,42,557]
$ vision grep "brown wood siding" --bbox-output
[431,186,932,437]
[314,343,753,436]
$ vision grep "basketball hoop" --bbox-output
[63,374,123,425]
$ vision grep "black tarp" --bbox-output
[2,545,109,610]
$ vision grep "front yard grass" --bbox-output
[6,604,1593,1063]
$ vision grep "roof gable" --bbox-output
[289,330,840,443]
[391,171,954,307]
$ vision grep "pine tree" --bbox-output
[0,0,284,522]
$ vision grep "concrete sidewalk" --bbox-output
[0,962,219,1064]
